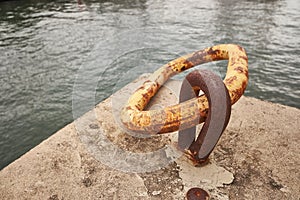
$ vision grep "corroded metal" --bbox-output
[120,44,248,134]
[186,187,210,200]
[178,69,231,166]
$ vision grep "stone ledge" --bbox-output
[0,76,299,200]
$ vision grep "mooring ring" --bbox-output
[120,44,248,134]
[178,69,231,165]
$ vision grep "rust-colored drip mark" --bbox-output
[186,187,210,200]
[178,69,231,166]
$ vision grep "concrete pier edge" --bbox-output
[0,76,299,200]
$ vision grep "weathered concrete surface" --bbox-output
[0,76,299,200]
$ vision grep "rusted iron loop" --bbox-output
[178,69,231,166]
[120,44,248,134]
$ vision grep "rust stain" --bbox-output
[240,55,248,61]
[234,66,245,73]
[225,76,237,85]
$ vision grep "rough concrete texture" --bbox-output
[0,76,299,200]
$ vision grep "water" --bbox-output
[0,0,299,170]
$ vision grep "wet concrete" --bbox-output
[0,76,299,200]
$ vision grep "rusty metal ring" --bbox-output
[120,44,248,134]
[178,69,231,166]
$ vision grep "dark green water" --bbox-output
[0,0,299,170]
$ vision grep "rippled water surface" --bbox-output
[0,0,299,169]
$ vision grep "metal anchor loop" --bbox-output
[178,69,231,166]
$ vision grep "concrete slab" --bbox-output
[0,76,299,200]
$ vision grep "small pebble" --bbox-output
[152,190,161,196]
